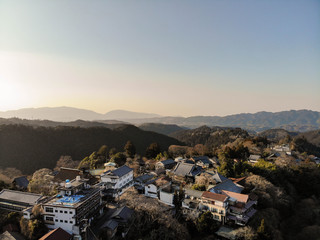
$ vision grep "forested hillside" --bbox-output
[139,123,186,135]
[0,124,182,174]
[170,126,249,148]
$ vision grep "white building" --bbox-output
[42,176,103,238]
[100,165,133,198]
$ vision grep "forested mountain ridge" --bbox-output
[138,123,187,135]
[0,124,182,174]
[128,110,320,132]
[170,126,250,148]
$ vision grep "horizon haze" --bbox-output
[1,1,319,116]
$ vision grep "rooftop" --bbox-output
[160,159,175,165]
[44,187,100,208]
[0,189,43,205]
[202,191,228,202]
[173,162,201,177]
[53,168,81,182]
[221,190,249,203]
[209,179,243,194]
[185,188,204,199]
[39,227,71,240]
[102,165,133,178]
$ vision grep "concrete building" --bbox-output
[42,177,103,238]
[101,165,133,198]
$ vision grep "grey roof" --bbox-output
[173,162,200,176]
[210,179,243,194]
[104,220,118,230]
[12,176,29,188]
[106,165,133,178]
[192,156,210,162]
[160,159,175,165]
[185,188,204,198]
[249,155,261,160]
[0,231,26,240]
[135,174,154,183]
[209,172,228,183]
[0,189,43,205]
[111,206,133,221]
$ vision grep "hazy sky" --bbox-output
[1,0,319,116]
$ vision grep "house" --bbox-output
[101,165,133,198]
[182,188,204,219]
[155,159,176,170]
[39,227,72,240]
[0,231,25,240]
[159,183,177,207]
[248,155,261,163]
[12,176,29,190]
[101,206,134,239]
[172,162,202,182]
[0,189,44,213]
[221,190,257,226]
[192,156,213,168]
[42,177,103,237]
[134,174,155,192]
[144,177,171,199]
[199,171,228,185]
[200,191,229,223]
[209,179,244,194]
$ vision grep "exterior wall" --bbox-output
[102,171,134,197]
[200,199,227,222]
[159,191,174,206]
[43,206,76,234]
[145,184,158,198]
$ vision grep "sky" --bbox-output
[0,0,319,117]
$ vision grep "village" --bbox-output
[1,140,319,240]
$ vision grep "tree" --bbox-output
[109,147,117,157]
[196,211,219,234]
[54,156,80,171]
[146,143,161,159]
[191,184,206,191]
[124,141,136,158]
[97,145,108,158]
[111,152,127,167]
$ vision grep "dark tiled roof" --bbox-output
[0,189,43,205]
[104,220,118,230]
[211,172,228,183]
[210,179,243,194]
[53,168,81,182]
[192,156,209,162]
[111,165,133,178]
[202,191,228,202]
[39,228,71,240]
[135,174,154,183]
[160,159,175,165]
[0,231,26,240]
[111,206,133,221]
[12,177,29,188]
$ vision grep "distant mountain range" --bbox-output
[0,107,160,122]
[0,107,319,132]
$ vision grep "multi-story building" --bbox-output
[100,165,133,198]
[42,176,103,238]
[200,191,229,223]
[221,190,257,226]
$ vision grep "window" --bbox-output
[70,221,73,224]
[69,211,72,214]
[60,210,63,213]
[65,220,68,223]
[60,220,63,222]
[64,211,67,214]
[55,219,58,222]
[45,207,53,213]
[45,216,54,222]
[55,210,58,213]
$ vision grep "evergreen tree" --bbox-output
[145,142,161,159]
[124,141,136,158]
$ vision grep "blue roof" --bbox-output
[112,165,133,177]
[56,195,84,204]
[209,179,243,194]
